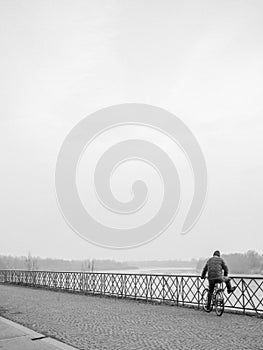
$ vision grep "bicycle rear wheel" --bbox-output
[215,290,224,316]
[201,288,212,312]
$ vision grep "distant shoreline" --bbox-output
[95,267,263,277]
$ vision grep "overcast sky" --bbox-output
[0,0,263,261]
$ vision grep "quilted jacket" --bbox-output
[201,256,228,280]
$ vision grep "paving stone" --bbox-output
[0,285,262,350]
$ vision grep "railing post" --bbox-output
[134,275,137,299]
[111,274,114,296]
[242,278,245,314]
[103,274,105,295]
[162,276,165,301]
[197,277,200,309]
[181,277,184,306]
[100,274,102,295]
[124,275,127,298]
[32,271,35,286]
[145,276,148,301]
[92,273,95,294]
[150,276,153,301]
[121,275,124,298]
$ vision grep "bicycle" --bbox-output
[201,282,225,316]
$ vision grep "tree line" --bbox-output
[0,250,262,274]
[0,253,137,272]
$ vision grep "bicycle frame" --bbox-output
[202,282,225,316]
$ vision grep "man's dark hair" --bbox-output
[213,250,220,257]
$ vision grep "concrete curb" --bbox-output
[0,316,79,350]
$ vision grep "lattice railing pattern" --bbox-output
[0,270,262,315]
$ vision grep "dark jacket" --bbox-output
[201,256,228,280]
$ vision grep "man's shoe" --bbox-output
[204,304,212,312]
[227,286,236,294]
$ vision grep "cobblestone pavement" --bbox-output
[0,285,262,350]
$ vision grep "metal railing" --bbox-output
[0,270,262,316]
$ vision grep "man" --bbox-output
[201,250,236,310]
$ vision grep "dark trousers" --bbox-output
[207,277,232,308]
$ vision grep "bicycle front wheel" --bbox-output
[215,290,224,316]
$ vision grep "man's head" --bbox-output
[213,250,221,257]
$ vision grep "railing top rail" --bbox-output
[0,269,262,279]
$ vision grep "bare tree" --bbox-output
[25,252,38,271]
[81,259,91,272]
